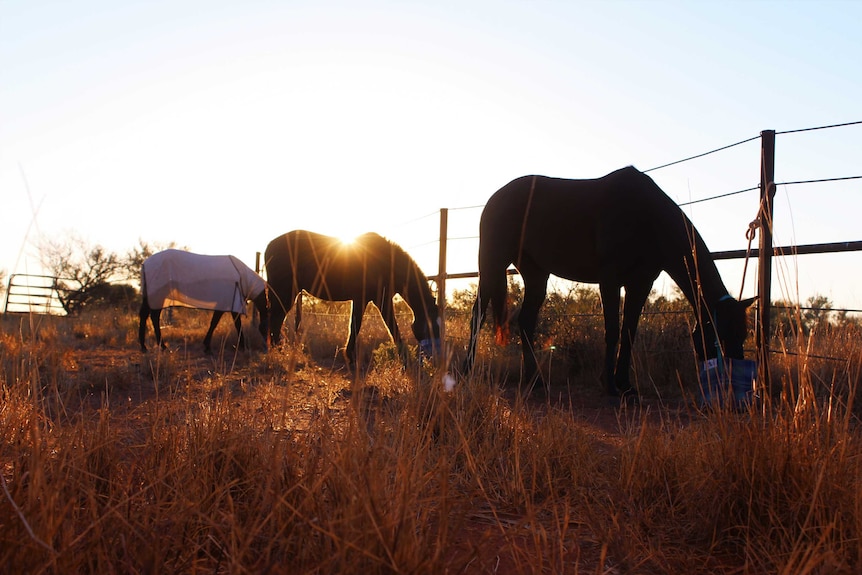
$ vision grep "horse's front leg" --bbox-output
[268,301,288,347]
[345,299,366,369]
[138,301,150,351]
[138,301,164,352]
[149,309,166,351]
[231,312,245,349]
[518,268,550,388]
[599,283,622,396]
[378,295,408,362]
[204,311,226,354]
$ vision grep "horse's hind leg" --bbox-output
[269,304,287,347]
[266,287,295,347]
[614,280,652,397]
[203,311,225,354]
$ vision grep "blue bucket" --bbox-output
[698,358,757,409]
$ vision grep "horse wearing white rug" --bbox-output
[138,249,269,353]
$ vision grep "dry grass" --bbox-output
[2,300,862,574]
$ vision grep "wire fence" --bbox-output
[380,120,862,317]
[643,134,761,173]
[287,122,862,368]
[209,121,862,369]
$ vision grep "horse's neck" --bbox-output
[665,231,730,319]
[402,264,435,320]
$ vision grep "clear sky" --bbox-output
[2,0,861,309]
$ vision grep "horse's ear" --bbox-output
[739,296,758,309]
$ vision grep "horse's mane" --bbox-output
[355,233,429,281]
[355,233,436,322]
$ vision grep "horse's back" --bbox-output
[264,230,375,301]
[142,249,258,313]
[478,167,685,283]
[483,167,663,221]
[264,229,434,313]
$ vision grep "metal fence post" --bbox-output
[437,208,448,343]
[757,130,776,390]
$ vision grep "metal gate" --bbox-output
[3,274,67,314]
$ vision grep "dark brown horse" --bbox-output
[138,249,270,354]
[263,230,441,366]
[463,166,755,396]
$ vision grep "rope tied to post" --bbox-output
[739,217,760,299]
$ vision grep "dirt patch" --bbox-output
[47,344,700,574]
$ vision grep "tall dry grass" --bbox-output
[1,295,861,574]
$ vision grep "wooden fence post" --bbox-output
[437,208,448,343]
[757,130,776,389]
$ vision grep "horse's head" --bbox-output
[692,296,757,360]
[416,315,442,358]
[397,251,442,358]
[408,285,441,358]
[411,302,441,357]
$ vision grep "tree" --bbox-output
[38,234,127,314]
[802,294,833,334]
[771,294,837,338]
[37,234,187,314]
[120,239,180,284]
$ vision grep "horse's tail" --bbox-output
[488,270,510,346]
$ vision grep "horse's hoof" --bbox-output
[607,385,640,404]
[617,387,640,406]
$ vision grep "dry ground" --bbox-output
[52,334,695,574]
[10,309,855,574]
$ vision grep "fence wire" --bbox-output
[386,120,862,316]
[384,209,439,233]
[777,120,862,135]
[777,175,862,187]
[678,185,760,207]
[643,134,760,173]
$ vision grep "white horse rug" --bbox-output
[142,249,265,315]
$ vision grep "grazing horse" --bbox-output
[138,249,269,354]
[263,230,441,366]
[464,166,755,396]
